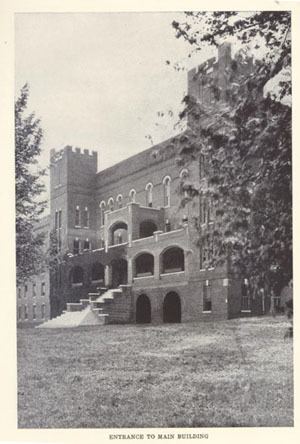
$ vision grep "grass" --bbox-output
[17,316,293,428]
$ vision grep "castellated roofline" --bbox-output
[50,146,97,161]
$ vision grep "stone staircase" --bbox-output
[37,287,126,329]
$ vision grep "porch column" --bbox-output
[154,253,160,280]
[127,258,133,284]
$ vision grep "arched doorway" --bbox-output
[111,259,128,287]
[163,292,181,323]
[136,294,151,324]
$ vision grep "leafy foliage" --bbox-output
[173,11,292,297]
[15,84,47,283]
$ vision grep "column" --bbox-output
[154,253,160,280]
[127,258,133,284]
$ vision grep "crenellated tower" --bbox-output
[50,146,98,254]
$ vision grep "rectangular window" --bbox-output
[83,239,90,250]
[58,210,62,228]
[32,283,36,297]
[200,154,206,179]
[41,304,46,319]
[203,282,212,312]
[33,305,36,320]
[73,239,80,255]
[24,305,28,320]
[41,282,46,296]
[57,163,61,185]
[55,211,58,229]
[18,287,21,299]
[83,208,89,228]
[241,280,251,311]
[200,196,207,224]
[58,234,62,252]
[75,206,80,226]
[200,234,214,269]
[24,284,28,298]
[18,306,22,320]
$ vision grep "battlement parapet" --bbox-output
[188,42,253,84]
[50,146,98,163]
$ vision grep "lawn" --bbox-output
[17,316,293,428]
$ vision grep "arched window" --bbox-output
[129,189,136,203]
[163,176,171,207]
[99,201,106,226]
[109,221,128,246]
[161,246,184,274]
[83,207,89,228]
[116,194,123,209]
[75,206,80,227]
[108,198,114,212]
[145,183,153,207]
[134,253,154,277]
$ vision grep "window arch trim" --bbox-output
[179,168,189,179]
[145,182,153,207]
[162,175,171,207]
[129,189,136,203]
[99,201,106,226]
[116,194,123,208]
[108,197,114,212]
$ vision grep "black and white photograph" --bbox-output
[10,4,294,432]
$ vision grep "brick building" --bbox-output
[17,215,51,326]
[19,43,265,327]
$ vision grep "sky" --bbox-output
[16,12,288,207]
[15,12,216,192]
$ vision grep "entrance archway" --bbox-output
[136,294,151,324]
[111,259,128,287]
[163,292,181,323]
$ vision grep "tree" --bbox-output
[172,12,292,304]
[15,84,47,283]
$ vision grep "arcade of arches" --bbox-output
[135,291,181,324]
[69,246,185,288]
